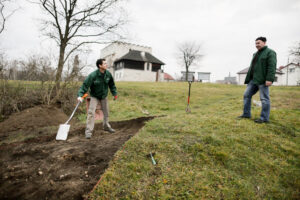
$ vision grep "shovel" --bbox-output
[56,93,88,141]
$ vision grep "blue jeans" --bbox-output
[243,80,270,121]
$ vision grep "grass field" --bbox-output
[86,82,300,199]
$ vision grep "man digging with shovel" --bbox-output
[77,59,117,139]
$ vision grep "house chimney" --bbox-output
[141,51,146,61]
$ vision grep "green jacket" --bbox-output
[78,69,117,99]
[245,46,277,85]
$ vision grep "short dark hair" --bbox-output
[255,37,267,42]
[96,59,106,68]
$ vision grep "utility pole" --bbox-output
[286,56,290,86]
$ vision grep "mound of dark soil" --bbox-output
[0,115,153,200]
[0,105,69,134]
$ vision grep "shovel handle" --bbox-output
[65,93,88,124]
[82,93,88,99]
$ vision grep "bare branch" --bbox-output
[0,2,5,34]
[289,41,300,63]
[177,41,204,81]
[33,0,127,91]
[63,40,112,63]
[0,0,18,34]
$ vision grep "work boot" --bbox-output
[237,115,251,119]
[85,133,92,139]
[254,119,269,124]
[104,126,115,133]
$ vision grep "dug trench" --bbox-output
[0,105,154,200]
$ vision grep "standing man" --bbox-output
[78,59,117,139]
[238,37,277,123]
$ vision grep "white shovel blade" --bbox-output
[56,124,70,140]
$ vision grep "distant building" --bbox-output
[100,42,165,82]
[224,73,237,84]
[216,73,237,84]
[280,63,300,86]
[237,68,249,85]
[164,73,175,82]
[198,72,211,82]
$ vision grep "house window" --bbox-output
[274,76,278,82]
[124,60,144,70]
[289,68,295,73]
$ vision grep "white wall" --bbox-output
[280,65,300,86]
[101,42,152,67]
[101,42,166,82]
[101,42,152,58]
[100,42,153,78]
[273,74,284,86]
[114,68,163,82]
[238,74,247,85]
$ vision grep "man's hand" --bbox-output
[77,96,83,102]
[265,81,272,86]
[114,96,118,101]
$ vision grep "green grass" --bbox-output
[86,82,300,200]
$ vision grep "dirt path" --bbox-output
[0,113,153,200]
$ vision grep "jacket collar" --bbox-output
[258,46,268,52]
[96,69,107,77]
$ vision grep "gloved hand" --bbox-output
[114,95,118,101]
[77,96,83,102]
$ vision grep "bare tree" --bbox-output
[177,41,203,81]
[35,0,127,93]
[0,52,7,78]
[289,41,300,63]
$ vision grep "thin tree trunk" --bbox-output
[55,43,66,91]
[52,42,67,103]
[186,66,189,81]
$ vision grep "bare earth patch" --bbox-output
[0,106,153,200]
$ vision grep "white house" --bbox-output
[237,67,284,86]
[279,63,300,86]
[100,42,165,82]
[198,72,211,82]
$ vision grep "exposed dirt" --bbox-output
[0,106,153,200]
[0,105,70,134]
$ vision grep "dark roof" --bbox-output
[115,50,165,65]
[237,67,284,74]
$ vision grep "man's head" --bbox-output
[96,59,107,71]
[255,37,267,50]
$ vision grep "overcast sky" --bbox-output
[1,0,300,81]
